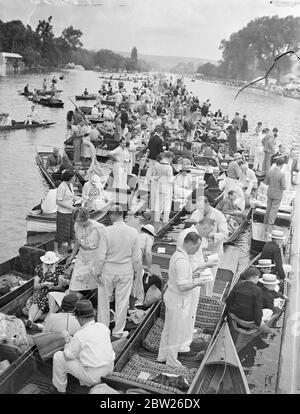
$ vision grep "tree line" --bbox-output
[0,17,151,72]
[197,15,300,83]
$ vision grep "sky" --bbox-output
[0,0,300,60]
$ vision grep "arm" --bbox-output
[174,258,202,292]
[56,184,73,210]
[132,234,143,275]
[263,172,270,186]
[280,173,287,191]
[213,211,228,243]
[96,229,108,278]
[253,289,263,327]
[63,335,80,361]
[144,237,153,269]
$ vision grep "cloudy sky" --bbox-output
[0,0,299,60]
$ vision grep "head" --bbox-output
[241,266,260,284]
[108,204,124,223]
[74,300,95,326]
[273,127,278,134]
[40,251,60,269]
[241,162,249,173]
[243,115,247,119]
[228,190,237,201]
[74,207,90,228]
[182,231,202,255]
[119,137,126,149]
[195,216,215,238]
[53,147,59,156]
[61,294,78,313]
[61,169,75,183]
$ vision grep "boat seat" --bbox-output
[229,313,258,335]
[18,246,46,276]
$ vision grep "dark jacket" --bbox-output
[147,134,163,160]
[225,280,263,326]
[260,241,285,280]
[257,281,284,312]
[240,118,248,133]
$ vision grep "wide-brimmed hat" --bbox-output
[61,294,78,312]
[270,230,284,240]
[233,153,242,160]
[74,300,94,318]
[259,273,280,285]
[141,224,156,237]
[40,251,60,265]
[255,259,275,268]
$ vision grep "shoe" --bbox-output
[48,385,66,394]
[111,331,129,339]
[178,350,199,358]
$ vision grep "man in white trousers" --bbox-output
[51,300,115,394]
[96,205,142,339]
[176,217,219,355]
[157,232,204,367]
[191,196,228,296]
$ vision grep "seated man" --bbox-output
[260,230,287,282]
[217,190,246,225]
[257,273,287,320]
[225,267,265,327]
[25,105,41,125]
[51,300,115,394]
[46,147,62,169]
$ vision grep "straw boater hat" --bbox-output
[40,251,60,265]
[270,230,285,240]
[259,273,280,285]
[255,259,275,268]
[141,224,156,237]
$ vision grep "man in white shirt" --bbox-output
[25,105,41,124]
[176,218,219,354]
[103,107,115,120]
[91,105,99,117]
[191,196,228,295]
[51,300,115,393]
[96,205,142,338]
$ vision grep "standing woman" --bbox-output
[54,169,75,255]
[227,122,239,154]
[108,137,131,189]
[151,151,174,223]
[67,207,105,295]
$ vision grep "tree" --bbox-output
[61,26,83,49]
[131,46,137,62]
[197,62,218,77]
[23,46,41,68]
[36,16,54,41]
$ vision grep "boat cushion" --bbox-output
[142,317,211,354]
[112,354,197,394]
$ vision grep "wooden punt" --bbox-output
[28,97,64,108]
[18,90,63,97]
[0,121,55,131]
[75,95,97,101]
[188,322,250,394]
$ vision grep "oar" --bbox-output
[68,96,87,120]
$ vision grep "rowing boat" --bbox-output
[18,89,63,97]
[101,99,116,107]
[75,95,97,101]
[188,322,250,394]
[28,97,64,108]
[0,121,55,131]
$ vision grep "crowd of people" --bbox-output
[1,73,297,393]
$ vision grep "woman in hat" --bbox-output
[129,224,156,310]
[25,251,65,330]
[43,293,80,335]
[54,169,76,256]
[173,162,195,203]
[67,207,105,295]
[82,174,111,212]
[150,151,174,223]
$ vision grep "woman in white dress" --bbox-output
[108,138,131,189]
[67,208,105,295]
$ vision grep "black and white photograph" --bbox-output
[0,0,299,398]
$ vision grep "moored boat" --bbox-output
[28,97,64,108]
[75,94,97,101]
[188,322,250,394]
[0,121,55,131]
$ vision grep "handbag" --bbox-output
[33,331,66,361]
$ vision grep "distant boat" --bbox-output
[74,65,85,71]
[0,121,55,131]
[75,94,97,101]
